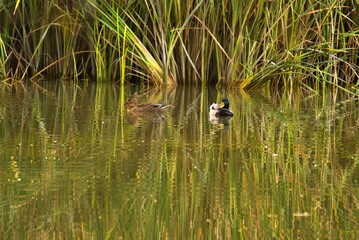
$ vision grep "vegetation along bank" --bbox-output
[0,0,358,93]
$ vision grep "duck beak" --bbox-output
[220,102,224,108]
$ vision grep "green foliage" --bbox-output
[0,35,7,79]
[0,0,358,92]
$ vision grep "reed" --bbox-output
[0,0,358,92]
[0,35,7,79]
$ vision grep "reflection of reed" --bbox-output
[0,84,359,239]
[125,111,168,125]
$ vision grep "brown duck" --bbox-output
[125,95,172,113]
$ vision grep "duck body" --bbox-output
[125,95,172,113]
[128,103,171,112]
[215,108,234,117]
[209,98,234,117]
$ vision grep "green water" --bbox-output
[0,83,358,239]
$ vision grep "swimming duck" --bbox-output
[125,95,172,113]
[209,98,234,117]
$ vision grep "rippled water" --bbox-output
[0,82,358,239]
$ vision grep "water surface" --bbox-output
[0,82,358,239]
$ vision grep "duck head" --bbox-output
[220,98,230,109]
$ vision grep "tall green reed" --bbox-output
[0,35,7,79]
[87,0,174,86]
[1,1,86,81]
[86,0,358,90]
[0,0,358,93]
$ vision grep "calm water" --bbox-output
[0,82,358,239]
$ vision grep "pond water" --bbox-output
[0,82,358,239]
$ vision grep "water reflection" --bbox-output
[209,115,233,126]
[126,111,169,125]
[0,82,358,239]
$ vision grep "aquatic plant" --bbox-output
[0,0,358,93]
